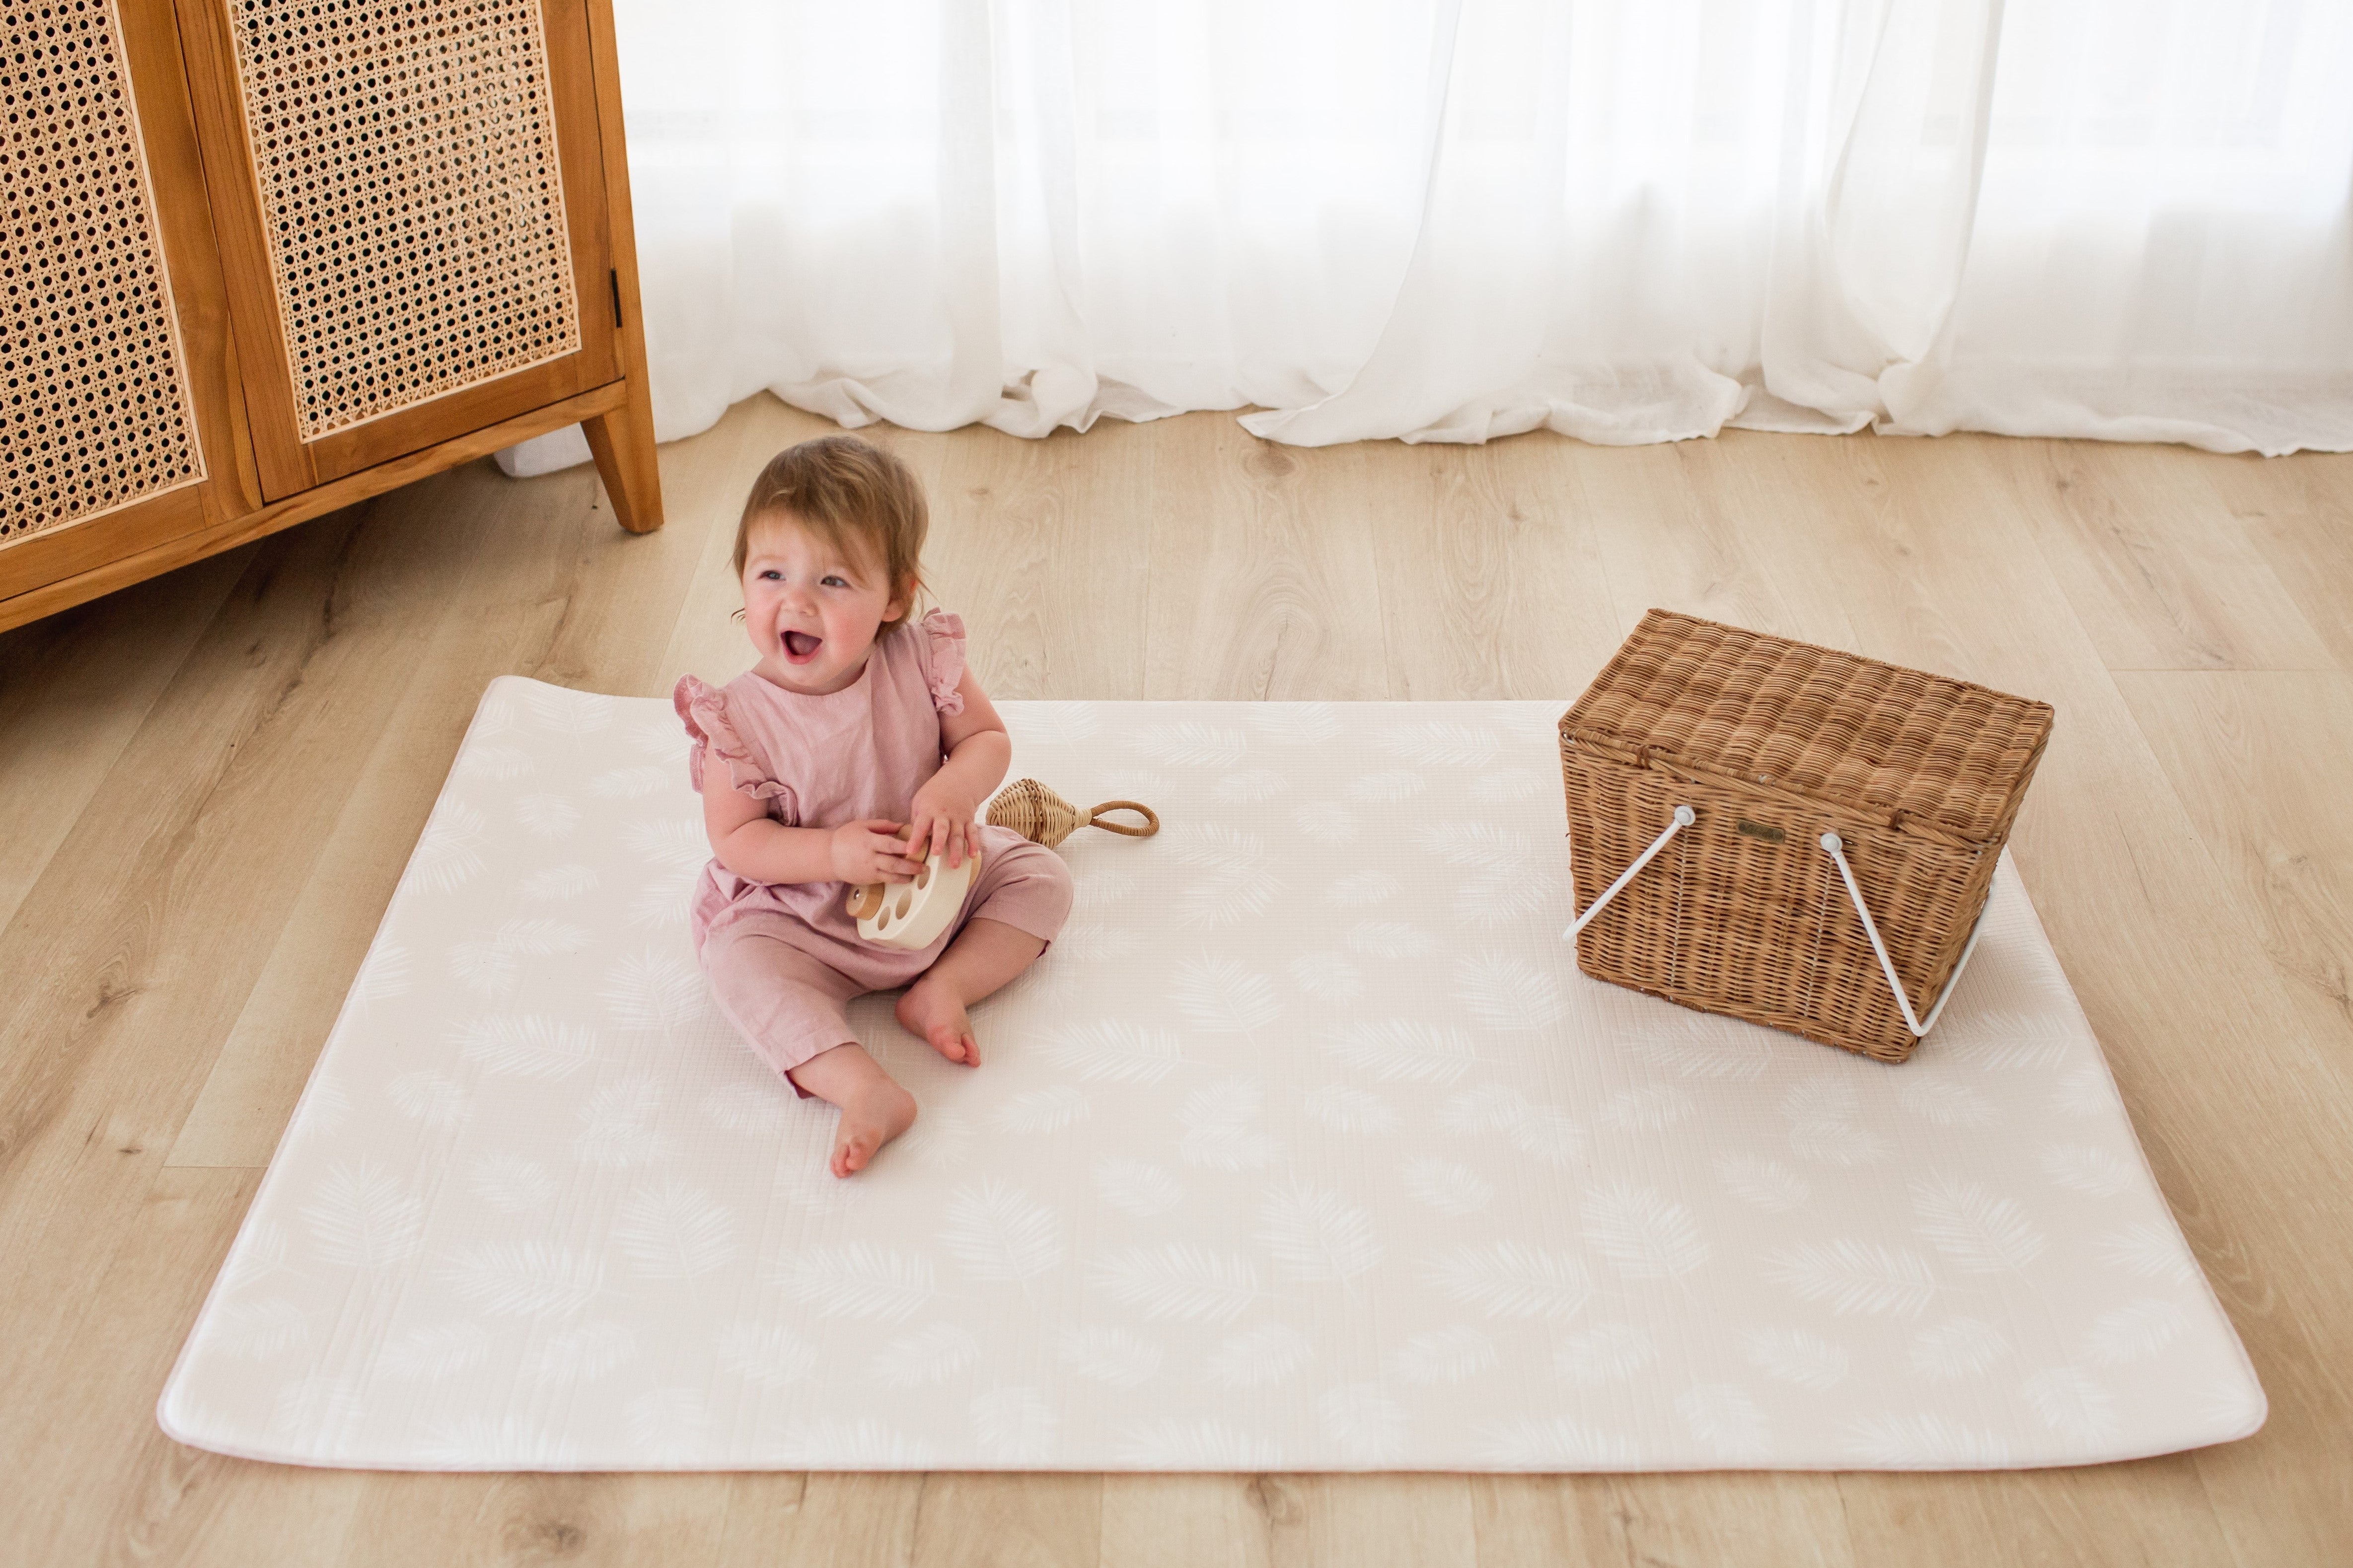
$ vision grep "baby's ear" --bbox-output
[884,577,915,625]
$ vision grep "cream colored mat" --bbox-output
[160,680,2263,1470]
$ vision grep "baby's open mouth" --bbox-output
[783,630,822,662]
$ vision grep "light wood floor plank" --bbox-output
[2107,668,2353,1566]
[2114,672,2353,1028]
[1574,438,1823,648]
[920,422,1155,703]
[5,1166,263,1563]
[908,1473,1105,1568]
[333,1473,735,1568]
[1100,1475,1277,1568]
[1472,1473,1856,1568]
[707,1474,810,1566]
[166,1467,370,1568]
[2201,451,2353,673]
[1287,1473,1477,1568]
[1145,419,1388,701]
[1360,436,1622,701]
[2002,440,2334,673]
[1841,1463,2242,1568]
[717,1473,923,1568]
[0,551,242,933]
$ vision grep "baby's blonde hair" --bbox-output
[733,435,928,628]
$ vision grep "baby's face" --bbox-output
[739,515,908,695]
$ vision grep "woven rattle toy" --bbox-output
[986,778,1161,847]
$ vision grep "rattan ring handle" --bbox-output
[1819,833,1990,1040]
[1082,800,1160,837]
[1563,805,1695,940]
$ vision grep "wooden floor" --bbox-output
[3,396,2350,1566]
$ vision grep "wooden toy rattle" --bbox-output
[985,779,1160,847]
[845,826,979,951]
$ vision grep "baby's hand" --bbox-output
[907,780,984,870]
[831,819,928,885]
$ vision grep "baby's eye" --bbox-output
[821,574,848,588]
[758,569,782,581]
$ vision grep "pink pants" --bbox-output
[700,842,1072,1091]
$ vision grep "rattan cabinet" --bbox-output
[0,0,662,634]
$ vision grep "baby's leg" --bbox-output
[787,1043,916,1179]
[897,843,1073,1065]
[897,920,1046,1065]
[702,923,915,1177]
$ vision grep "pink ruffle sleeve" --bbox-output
[673,675,797,817]
[916,608,968,716]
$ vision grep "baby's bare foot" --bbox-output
[896,978,981,1067]
[832,1076,917,1178]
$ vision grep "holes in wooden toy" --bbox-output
[221,0,584,442]
[0,0,207,543]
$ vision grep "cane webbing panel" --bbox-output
[225,0,582,442]
[0,0,206,544]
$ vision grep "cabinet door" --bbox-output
[177,0,621,500]
[0,0,257,609]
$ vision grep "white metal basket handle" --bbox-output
[1817,833,1989,1039]
[1563,804,1694,939]
[1563,811,1990,1041]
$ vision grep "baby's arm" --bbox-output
[906,669,1012,869]
[700,752,926,887]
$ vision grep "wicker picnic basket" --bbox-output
[1558,610,2056,1062]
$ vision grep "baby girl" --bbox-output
[674,435,1072,1177]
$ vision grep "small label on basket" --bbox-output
[1735,818,1787,844]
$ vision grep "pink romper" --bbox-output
[674,610,1073,1085]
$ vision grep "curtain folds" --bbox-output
[502,0,2353,476]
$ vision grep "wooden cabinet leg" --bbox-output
[582,382,664,534]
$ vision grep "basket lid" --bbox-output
[1560,610,2055,847]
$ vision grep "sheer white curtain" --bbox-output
[502,0,2353,475]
